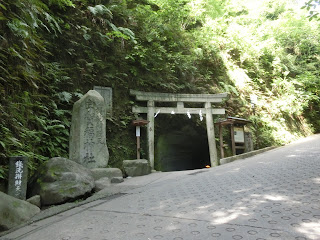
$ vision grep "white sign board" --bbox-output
[234,127,245,143]
[136,126,141,137]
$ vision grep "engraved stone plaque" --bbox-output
[7,156,28,200]
[93,86,112,117]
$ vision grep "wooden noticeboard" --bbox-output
[215,117,252,159]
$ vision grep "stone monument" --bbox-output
[93,86,112,117]
[244,132,254,152]
[7,156,28,200]
[69,90,109,168]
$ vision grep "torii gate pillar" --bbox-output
[147,101,155,169]
[205,102,218,167]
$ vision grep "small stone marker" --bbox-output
[7,156,28,200]
[69,90,109,168]
[93,86,112,117]
[245,132,254,152]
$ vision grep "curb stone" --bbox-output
[219,146,278,165]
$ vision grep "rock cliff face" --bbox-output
[0,192,40,231]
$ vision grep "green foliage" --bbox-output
[198,0,319,144]
[302,0,320,20]
[0,0,72,180]
[1,0,319,180]
[88,4,112,17]
[49,0,75,9]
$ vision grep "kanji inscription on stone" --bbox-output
[69,90,109,168]
[7,156,28,200]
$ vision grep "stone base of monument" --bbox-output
[123,159,151,177]
[90,168,123,183]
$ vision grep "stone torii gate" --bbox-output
[130,90,228,169]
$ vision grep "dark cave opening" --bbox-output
[155,122,211,172]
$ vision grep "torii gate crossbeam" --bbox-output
[130,90,228,169]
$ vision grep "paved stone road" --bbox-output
[2,134,320,240]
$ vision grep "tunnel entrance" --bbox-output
[155,123,210,172]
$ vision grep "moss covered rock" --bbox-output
[34,157,95,206]
[0,192,40,231]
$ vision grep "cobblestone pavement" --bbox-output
[2,134,320,240]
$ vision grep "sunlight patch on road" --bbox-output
[286,154,297,158]
[297,220,320,240]
[313,178,320,184]
[264,195,287,201]
[210,210,249,224]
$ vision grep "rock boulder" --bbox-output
[111,177,124,183]
[34,157,94,206]
[0,192,40,231]
[27,195,41,208]
[123,159,151,177]
[94,177,111,192]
